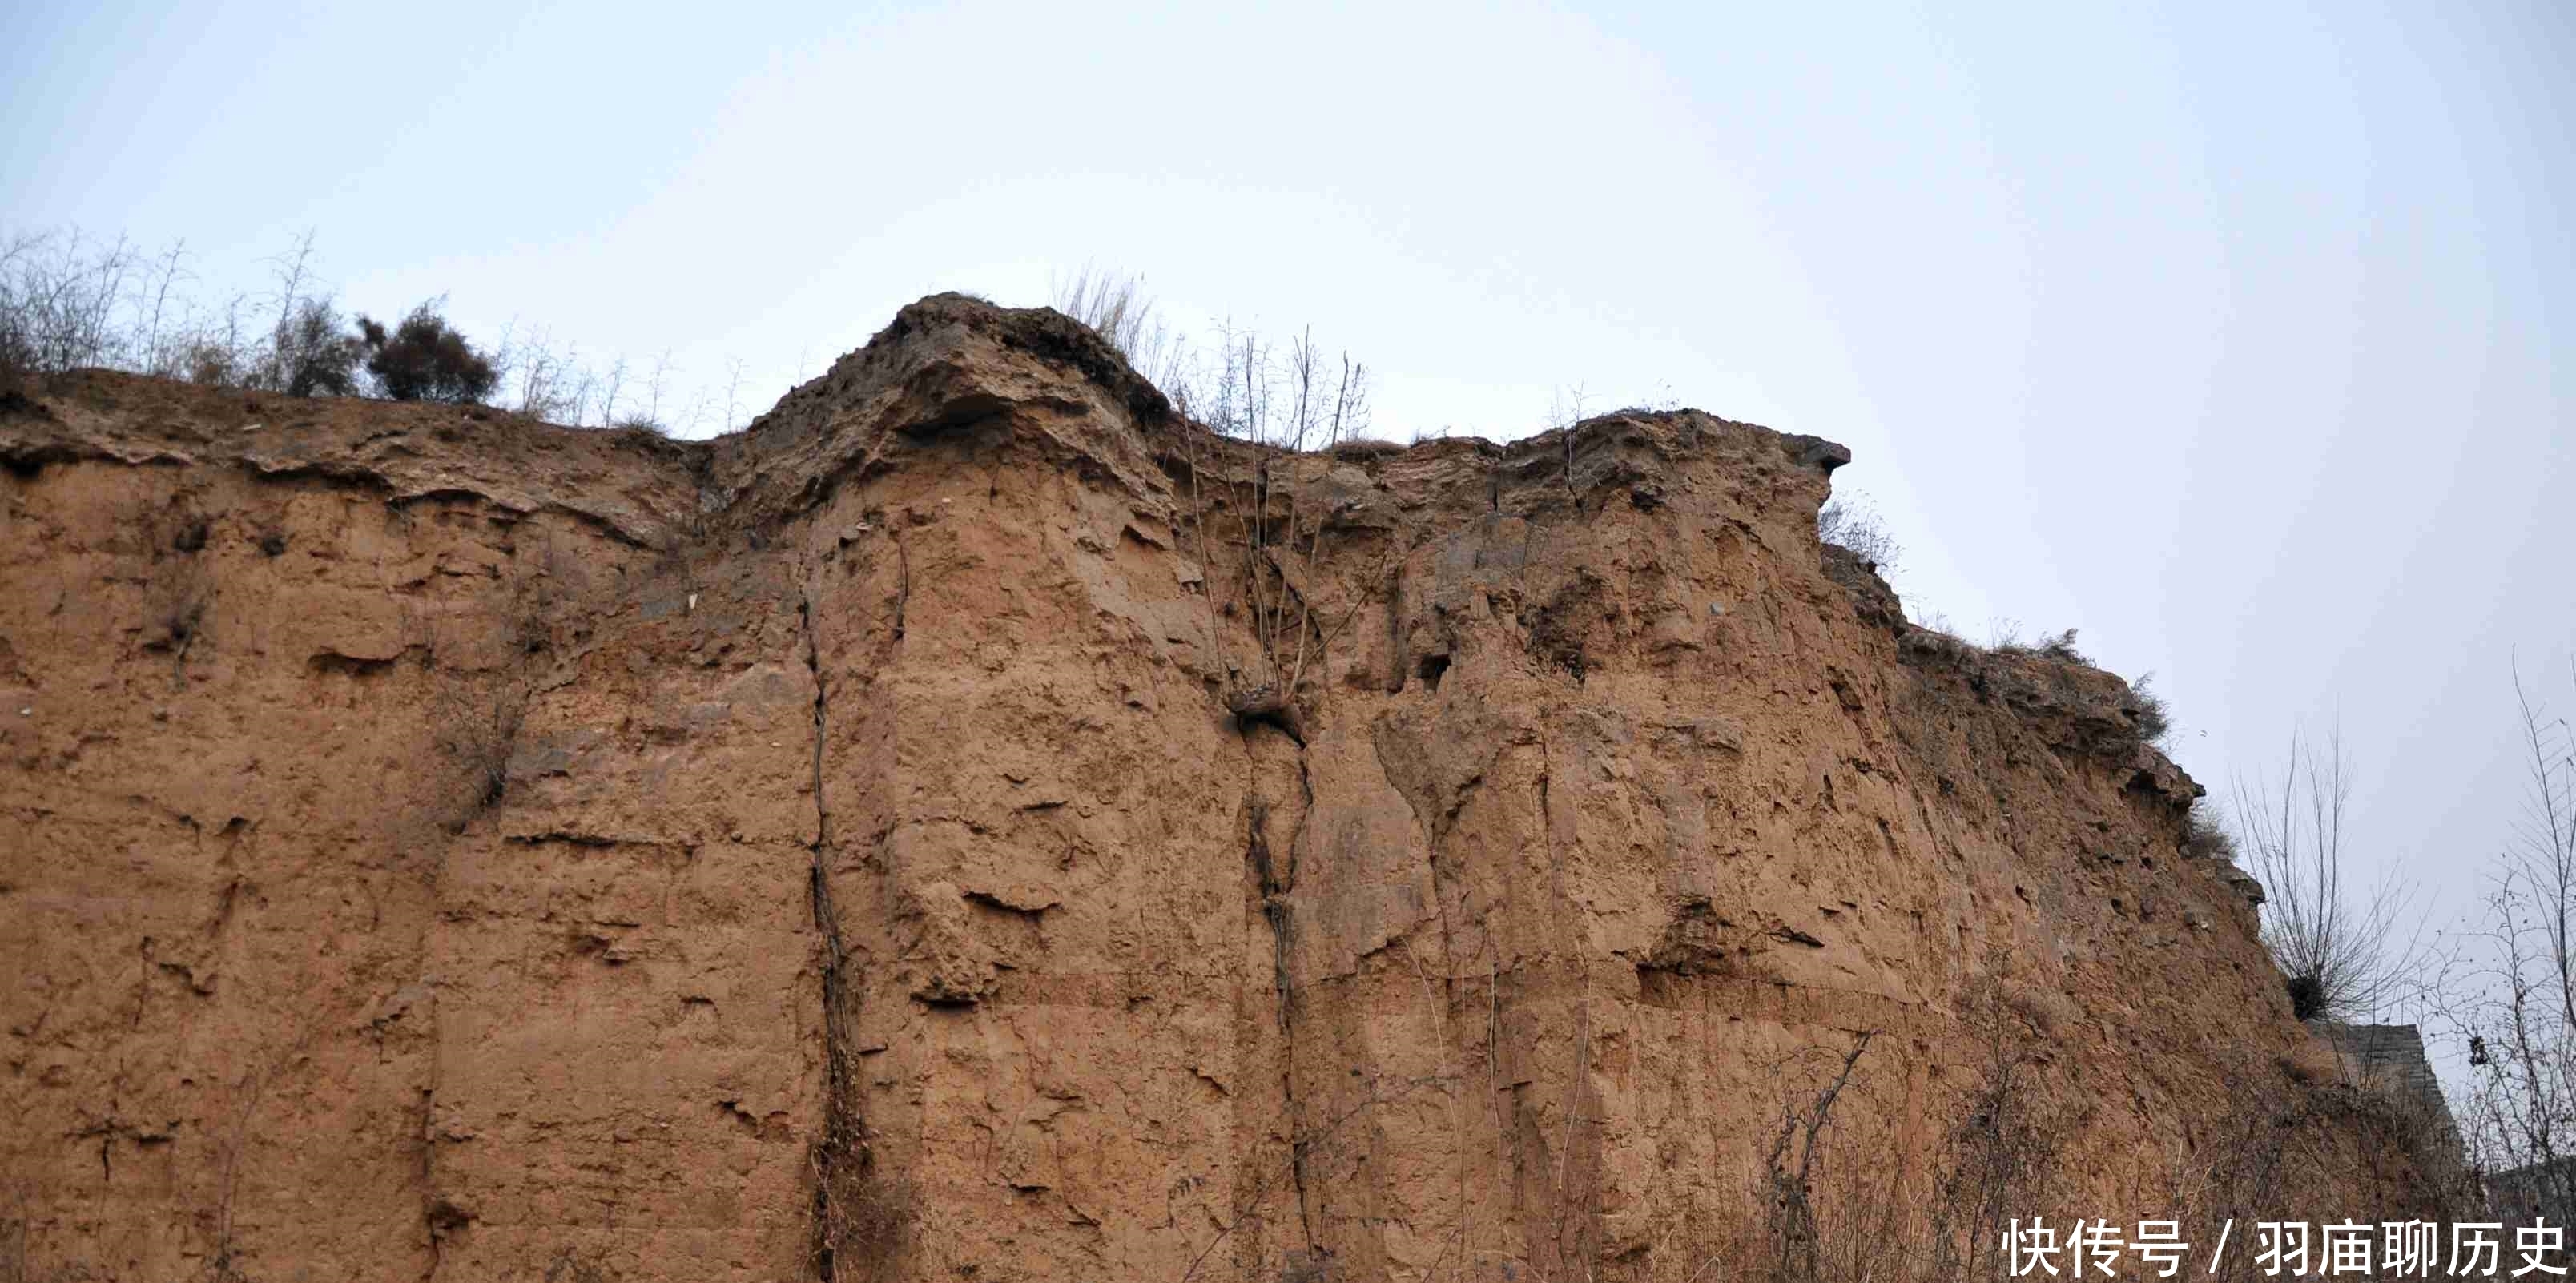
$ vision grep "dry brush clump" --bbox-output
[1673,962,2468,1283]
[1725,975,2084,1283]
[0,227,361,399]
[1982,628,2171,746]
[411,533,598,829]
[0,1209,32,1283]
[358,300,497,403]
[433,670,526,819]
[0,227,379,400]
[1918,983,2078,1283]
[2164,1048,2477,1283]
[0,227,155,381]
[271,296,367,397]
[1749,1031,1895,1283]
[1817,493,1900,573]
[1696,1029,1998,1283]
[812,1152,910,1283]
[127,505,219,689]
[2181,797,2238,863]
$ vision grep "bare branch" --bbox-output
[2232,728,2426,1022]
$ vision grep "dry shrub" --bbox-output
[542,1253,612,1283]
[1898,623,1980,669]
[1817,495,1900,572]
[0,224,324,395]
[136,508,215,683]
[2169,1051,2475,1282]
[2126,673,2171,743]
[1919,983,2075,1283]
[1753,1032,1881,1282]
[0,229,137,380]
[1777,981,2072,1283]
[431,672,524,818]
[270,297,363,397]
[360,299,497,403]
[1060,272,1390,737]
[5,224,722,426]
[415,549,570,825]
[1727,1024,2051,1283]
[1327,437,1403,461]
[1159,352,1381,740]
[2181,799,2236,862]
[0,1210,111,1283]
[1278,1248,1337,1282]
[2031,628,2087,664]
[0,1214,26,1283]
[1703,971,2465,1283]
[813,1155,909,1283]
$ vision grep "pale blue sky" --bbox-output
[6,2,2571,967]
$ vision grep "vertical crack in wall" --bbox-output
[1242,730,1322,1265]
[1283,750,1319,1253]
[1246,796,1291,1035]
[801,585,863,1283]
[1532,724,1600,1276]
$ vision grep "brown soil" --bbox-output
[0,296,2454,1281]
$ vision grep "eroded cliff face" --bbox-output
[0,298,2392,1282]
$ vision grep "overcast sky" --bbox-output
[6,2,2571,993]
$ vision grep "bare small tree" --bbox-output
[596,355,626,427]
[2503,662,2576,1025]
[131,239,191,376]
[252,229,338,394]
[1207,326,1378,735]
[2233,729,2425,1022]
[1760,1032,1878,1282]
[2428,660,2576,1221]
[1049,282,1385,737]
[496,321,580,420]
[563,344,599,424]
[1548,384,1592,432]
[644,348,674,424]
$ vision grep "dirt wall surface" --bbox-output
[0,296,2401,1281]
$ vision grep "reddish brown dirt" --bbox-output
[0,296,2433,1281]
